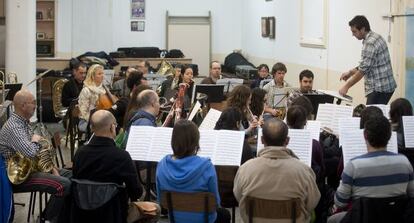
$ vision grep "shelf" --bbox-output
[37,39,55,42]
[37,19,54,22]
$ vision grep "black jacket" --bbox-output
[72,136,142,223]
[61,78,83,107]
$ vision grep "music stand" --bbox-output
[216,78,244,94]
[303,92,335,116]
[5,83,22,101]
[191,84,225,104]
[271,87,296,108]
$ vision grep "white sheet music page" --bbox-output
[332,105,354,134]
[403,116,414,148]
[199,108,222,130]
[338,117,360,146]
[316,104,335,130]
[306,120,321,140]
[368,104,390,119]
[188,101,201,121]
[198,129,217,160]
[126,126,172,162]
[341,129,366,165]
[213,130,245,166]
[198,129,244,166]
[287,129,313,167]
[387,132,398,154]
[257,128,265,153]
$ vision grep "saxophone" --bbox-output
[7,138,56,185]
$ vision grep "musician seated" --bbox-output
[0,89,71,222]
[156,120,230,223]
[287,69,315,106]
[136,60,151,76]
[78,64,106,132]
[226,85,259,135]
[112,67,136,98]
[389,98,413,150]
[109,70,147,131]
[250,64,271,89]
[263,62,291,118]
[61,62,87,107]
[72,110,160,223]
[201,61,222,84]
[158,64,182,101]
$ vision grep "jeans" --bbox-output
[366,91,394,105]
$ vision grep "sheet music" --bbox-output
[403,116,414,148]
[338,117,360,146]
[210,130,245,166]
[188,101,201,121]
[387,132,398,153]
[306,120,321,140]
[257,128,265,153]
[316,103,353,134]
[287,129,313,167]
[127,126,244,166]
[368,104,390,119]
[103,69,115,88]
[341,129,366,165]
[126,126,172,162]
[199,108,222,130]
[216,78,244,93]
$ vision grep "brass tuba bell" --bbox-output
[156,60,175,76]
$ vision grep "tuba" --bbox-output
[7,138,56,185]
[156,60,175,76]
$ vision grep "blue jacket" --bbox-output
[0,156,13,223]
[131,110,156,127]
[156,155,220,223]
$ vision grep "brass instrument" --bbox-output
[274,107,286,120]
[52,78,69,119]
[7,138,56,185]
[156,60,175,76]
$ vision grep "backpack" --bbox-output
[115,113,146,149]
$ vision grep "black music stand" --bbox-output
[5,83,23,101]
[216,78,244,94]
[192,84,225,104]
[303,93,335,116]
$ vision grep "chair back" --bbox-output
[52,78,68,118]
[342,195,409,223]
[160,191,217,223]
[71,178,125,210]
[215,166,238,208]
[246,197,300,223]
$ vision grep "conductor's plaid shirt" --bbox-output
[359,31,396,96]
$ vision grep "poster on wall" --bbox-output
[131,0,145,19]
[406,7,414,106]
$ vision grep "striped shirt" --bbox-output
[359,31,396,95]
[335,150,414,208]
[0,113,40,161]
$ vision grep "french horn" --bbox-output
[7,137,56,185]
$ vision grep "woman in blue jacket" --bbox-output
[156,120,230,223]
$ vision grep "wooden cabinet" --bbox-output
[36,0,55,57]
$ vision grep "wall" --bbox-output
[241,0,394,105]
[55,0,242,60]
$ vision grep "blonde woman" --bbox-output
[78,64,105,131]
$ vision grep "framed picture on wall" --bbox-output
[268,17,276,39]
[261,17,269,37]
[131,0,145,19]
[137,21,145,31]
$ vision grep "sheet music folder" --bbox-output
[5,83,23,101]
[192,84,225,103]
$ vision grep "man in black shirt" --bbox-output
[73,110,158,223]
[61,62,86,107]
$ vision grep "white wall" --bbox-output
[56,0,242,58]
[241,0,393,105]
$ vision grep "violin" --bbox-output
[96,85,118,110]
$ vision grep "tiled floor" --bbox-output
[12,122,242,223]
